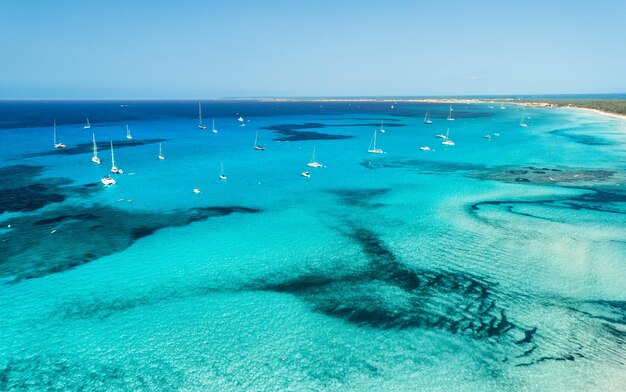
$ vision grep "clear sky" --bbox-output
[1,0,625,98]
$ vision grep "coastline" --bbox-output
[556,106,626,122]
[253,97,626,122]
[513,101,626,122]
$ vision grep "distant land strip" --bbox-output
[244,97,626,120]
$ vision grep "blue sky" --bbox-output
[1,0,625,98]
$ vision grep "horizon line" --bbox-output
[1,92,625,102]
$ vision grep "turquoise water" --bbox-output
[1,101,625,390]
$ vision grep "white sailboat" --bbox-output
[447,106,455,121]
[423,110,433,124]
[519,116,528,127]
[212,118,218,133]
[53,121,66,149]
[254,132,265,150]
[158,142,165,160]
[379,120,385,133]
[126,124,133,139]
[307,146,322,168]
[419,146,431,151]
[84,118,91,129]
[91,133,101,164]
[198,102,207,129]
[441,128,455,146]
[301,171,311,178]
[500,103,506,110]
[368,129,383,154]
[219,162,227,180]
[110,141,123,174]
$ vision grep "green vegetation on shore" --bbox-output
[528,98,626,116]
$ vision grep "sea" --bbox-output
[0,99,625,390]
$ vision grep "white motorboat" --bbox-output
[101,175,116,186]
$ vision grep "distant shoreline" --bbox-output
[252,97,626,121]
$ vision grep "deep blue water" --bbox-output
[1,100,625,390]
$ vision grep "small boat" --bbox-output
[91,133,101,164]
[307,145,322,168]
[193,188,201,194]
[219,162,227,180]
[447,106,455,121]
[519,116,528,127]
[493,132,501,137]
[254,132,265,150]
[126,124,133,139]
[101,175,116,186]
[500,103,506,110]
[238,116,244,122]
[84,118,91,129]
[301,171,311,178]
[379,120,385,133]
[419,146,431,151]
[53,121,66,149]
[198,102,207,130]
[158,142,165,160]
[212,118,218,133]
[484,135,491,139]
[441,128,455,146]
[110,141,124,174]
[367,129,384,154]
[423,110,433,124]
[488,105,494,109]
[435,133,447,139]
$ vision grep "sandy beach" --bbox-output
[559,106,626,122]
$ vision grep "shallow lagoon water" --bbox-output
[0,101,625,390]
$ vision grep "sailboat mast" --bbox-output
[53,121,57,144]
[93,134,98,158]
[110,141,115,167]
